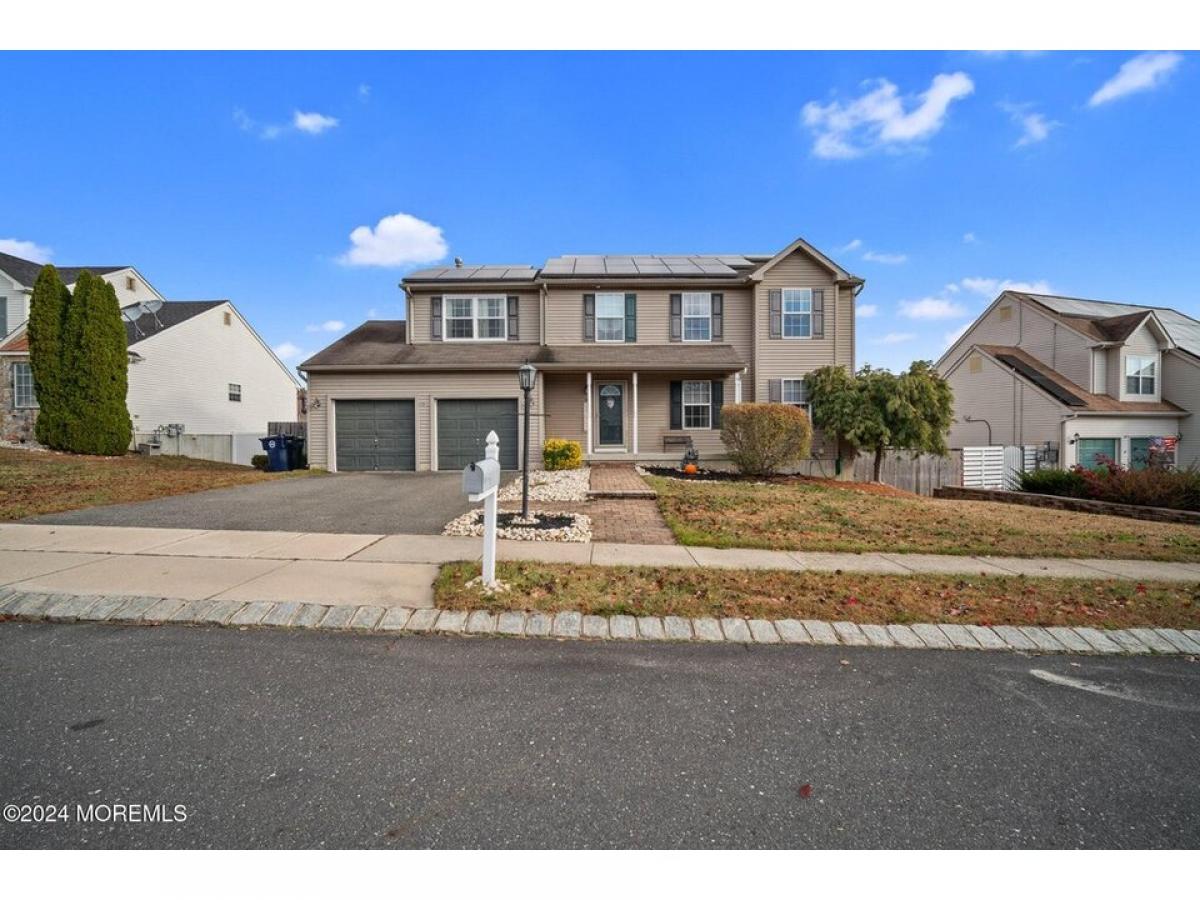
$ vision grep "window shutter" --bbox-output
[669,294,682,342]
[812,289,825,339]
[583,294,595,342]
[430,295,443,341]
[669,380,683,429]
[711,379,724,429]
[768,290,782,339]
[507,295,520,341]
[768,378,782,403]
[625,293,637,343]
[711,293,723,340]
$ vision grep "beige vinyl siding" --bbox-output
[543,374,587,444]
[945,350,1066,449]
[1161,349,1200,468]
[306,370,544,471]
[1091,348,1107,394]
[1117,322,1163,402]
[753,250,846,402]
[408,290,540,344]
[938,298,1022,375]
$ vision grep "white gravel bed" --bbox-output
[0,440,48,452]
[443,509,592,542]
[497,467,591,502]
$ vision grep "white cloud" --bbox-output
[960,276,1052,297]
[962,232,977,244]
[273,342,304,361]
[293,110,339,135]
[839,238,863,252]
[305,320,346,333]
[874,332,916,345]
[1089,51,1183,107]
[944,282,961,293]
[803,72,974,159]
[1000,101,1059,148]
[899,296,967,320]
[856,303,879,319]
[338,212,448,268]
[862,250,908,265]
[358,83,371,102]
[943,323,972,347]
[0,238,52,262]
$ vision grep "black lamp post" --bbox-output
[518,362,536,520]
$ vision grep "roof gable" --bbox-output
[747,236,860,283]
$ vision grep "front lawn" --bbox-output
[436,561,1200,630]
[0,447,319,520]
[644,475,1200,562]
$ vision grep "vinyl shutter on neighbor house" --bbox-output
[625,293,637,343]
[669,380,723,429]
[768,289,782,339]
[507,296,520,341]
[711,293,723,340]
[430,295,443,341]
[812,289,825,339]
[669,380,683,429]
[669,294,682,342]
[711,379,724,428]
[768,378,782,402]
[583,294,595,341]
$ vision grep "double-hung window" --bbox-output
[595,293,625,342]
[682,292,712,342]
[683,380,712,429]
[13,362,37,408]
[782,288,812,338]
[1125,355,1156,396]
[444,295,507,341]
[228,383,242,402]
[782,378,808,410]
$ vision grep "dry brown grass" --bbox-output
[645,475,1200,562]
[436,561,1200,630]
[0,447,319,520]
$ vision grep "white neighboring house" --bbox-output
[1,251,301,465]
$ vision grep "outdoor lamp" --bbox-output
[518,363,536,392]
[518,363,537,519]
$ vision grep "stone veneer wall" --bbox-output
[933,485,1200,526]
[0,356,39,443]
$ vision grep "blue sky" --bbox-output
[1,51,1194,372]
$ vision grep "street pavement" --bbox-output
[1,621,1197,849]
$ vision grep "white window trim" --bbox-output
[228,383,242,402]
[781,377,808,410]
[443,294,508,342]
[782,287,813,341]
[682,380,712,430]
[681,292,712,343]
[595,292,626,343]
[1075,436,1119,468]
[13,361,38,409]
[1123,353,1158,398]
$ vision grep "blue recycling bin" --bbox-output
[259,435,289,472]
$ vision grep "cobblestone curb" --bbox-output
[2,588,1199,657]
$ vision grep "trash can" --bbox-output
[259,435,289,472]
[285,435,307,471]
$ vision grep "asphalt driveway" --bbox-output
[24,472,511,535]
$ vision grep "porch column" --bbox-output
[735,369,743,404]
[632,371,639,455]
[585,371,593,455]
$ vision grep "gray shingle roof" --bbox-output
[124,301,224,346]
[404,265,539,283]
[0,251,126,288]
[1020,293,1200,359]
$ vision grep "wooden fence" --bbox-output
[267,421,307,438]
[849,450,962,495]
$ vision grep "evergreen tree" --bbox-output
[26,265,70,448]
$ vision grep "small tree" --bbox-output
[720,403,812,476]
[26,265,71,448]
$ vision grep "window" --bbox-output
[125,275,136,291]
[444,295,507,341]
[782,378,808,409]
[782,288,812,338]
[1076,437,1117,470]
[683,380,711,429]
[682,292,711,342]
[228,383,242,402]
[13,362,37,408]
[1131,436,1177,470]
[596,293,625,342]
[1125,355,1156,395]
[223,311,232,326]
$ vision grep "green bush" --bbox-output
[1015,467,1087,498]
[543,438,583,470]
[1018,462,1200,512]
[251,454,269,471]
[719,403,812,476]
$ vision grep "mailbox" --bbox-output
[462,458,501,497]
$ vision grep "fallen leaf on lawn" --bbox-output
[798,783,813,799]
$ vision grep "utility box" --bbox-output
[462,458,500,498]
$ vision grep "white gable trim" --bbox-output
[747,236,858,283]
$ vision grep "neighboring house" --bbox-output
[0,251,300,465]
[300,236,862,472]
[937,291,1200,470]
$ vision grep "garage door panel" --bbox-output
[335,400,415,471]
[437,399,519,470]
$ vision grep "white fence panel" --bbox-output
[962,446,1006,489]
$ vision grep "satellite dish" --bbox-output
[138,298,164,327]
[121,305,145,337]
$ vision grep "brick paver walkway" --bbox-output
[588,464,656,498]
[499,498,675,544]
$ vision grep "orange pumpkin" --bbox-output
[683,463,699,476]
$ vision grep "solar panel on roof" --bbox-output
[995,354,1087,406]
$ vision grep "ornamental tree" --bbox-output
[26,265,71,448]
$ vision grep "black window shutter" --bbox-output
[711,380,724,428]
[583,294,595,342]
[768,379,782,403]
[669,294,682,342]
[669,380,683,429]
[711,293,724,340]
[768,290,782,339]
[507,295,519,341]
[625,293,637,343]
[430,295,443,341]
[812,289,825,339]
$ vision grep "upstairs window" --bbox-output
[682,292,711,342]
[13,362,38,408]
[782,378,808,410]
[125,275,136,292]
[595,293,625,342]
[1125,355,1156,395]
[683,380,712,428]
[444,295,507,341]
[228,383,242,402]
[782,288,812,338]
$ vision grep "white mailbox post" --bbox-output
[463,431,502,587]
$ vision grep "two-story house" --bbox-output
[1,251,301,464]
[937,291,1200,470]
[299,236,862,472]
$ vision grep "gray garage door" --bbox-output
[335,399,415,471]
[437,399,519,470]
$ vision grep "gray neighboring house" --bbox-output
[937,291,1200,470]
[300,236,863,472]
